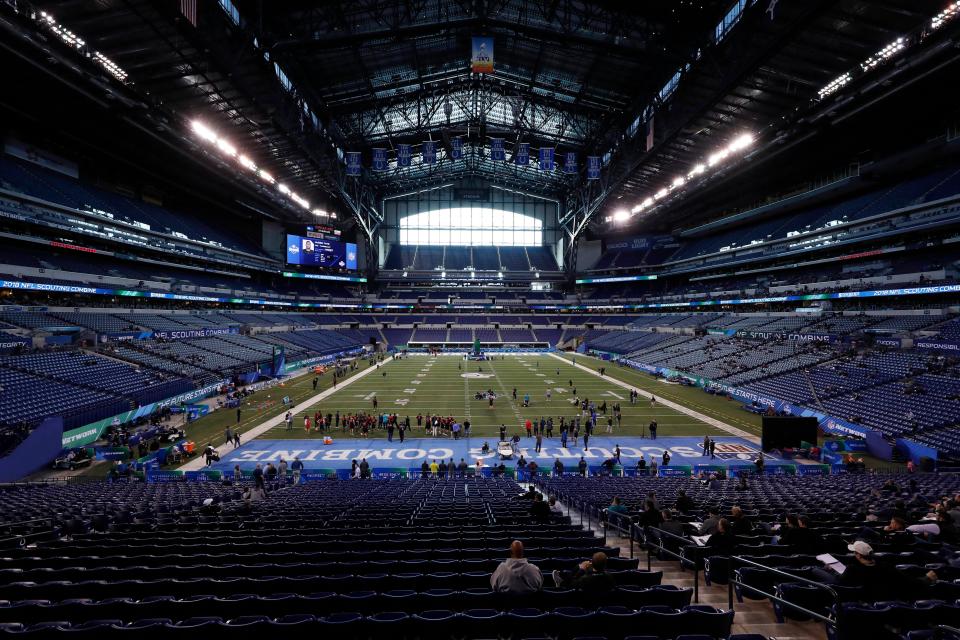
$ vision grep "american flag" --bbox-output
[180,0,197,26]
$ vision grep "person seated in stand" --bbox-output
[549,496,563,516]
[779,515,821,552]
[659,509,686,538]
[729,506,754,536]
[812,541,939,602]
[531,493,550,522]
[704,518,737,552]
[552,552,616,592]
[699,507,721,535]
[637,499,663,529]
[490,540,543,594]
[607,496,629,516]
[674,489,695,514]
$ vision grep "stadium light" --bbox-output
[37,11,130,82]
[329,213,337,219]
[313,209,329,217]
[862,37,906,71]
[258,169,275,184]
[238,155,256,171]
[612,132,754,224]
[191,120,218,143]
[818,72,851,99]
[215,138,237,157]
[277,183,291,195]
[932,2,959,29]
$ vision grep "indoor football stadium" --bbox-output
[1,1,960,638]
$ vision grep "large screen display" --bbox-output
[286,234,357,270]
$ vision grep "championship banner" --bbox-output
[345,151,362,176]
[422,140,436,164]
[450,137,463,160]
[539,147,555,171]
[397,144,412,167]
[490,138,505,161]
[515,142,529,166]
[471,36,494,73]
[564,151,577,174]
[372,148,388,171]
[586,156,601,180]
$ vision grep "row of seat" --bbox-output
[0,605,734,639]
[0,585,693,624]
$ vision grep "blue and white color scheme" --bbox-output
[211,436,791,474]
[587,155,601,180]
[539,147,555,171]
[422,140,436,164]
[564,151,577,174]
[515,142,529,166]
[397,144,412,167]
[490,138,505,161]
[345,151,362,176]
[372,148,388,171]
[450,137,463,160]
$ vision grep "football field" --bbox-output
[255,354,729,441]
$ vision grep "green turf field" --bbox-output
[176,358,376,450]
[255,353,732,441]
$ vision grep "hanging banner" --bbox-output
[345,151,362,176]
[490,138,505,161]
[564,152,577,174]
[397,144,412,167]
[471,36,494,74]
[586,156,601,180]
[515,143,529,166]
[451,137,463,160]
[422,140,436,164]
[539,147,555,171]
[372,148,388,171]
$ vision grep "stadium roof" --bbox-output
[5,0,957,234]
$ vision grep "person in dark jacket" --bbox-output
[531,493,551,522]
[705,518,737,552]
[552,552,616,591]
[674,490,695,514]
[729,506,754,536]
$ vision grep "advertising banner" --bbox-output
[735,330,838,343]
[564,152,577,174]
[471,36,494,73]
[154,327,240,340]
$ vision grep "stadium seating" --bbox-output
[0,477,739,639]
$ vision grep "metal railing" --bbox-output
[635,524,702,603]
[728,555,838,627]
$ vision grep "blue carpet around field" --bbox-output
[209,436,808,477]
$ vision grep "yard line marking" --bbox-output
[548,352,756,441]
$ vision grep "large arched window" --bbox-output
[399,208,543,246]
